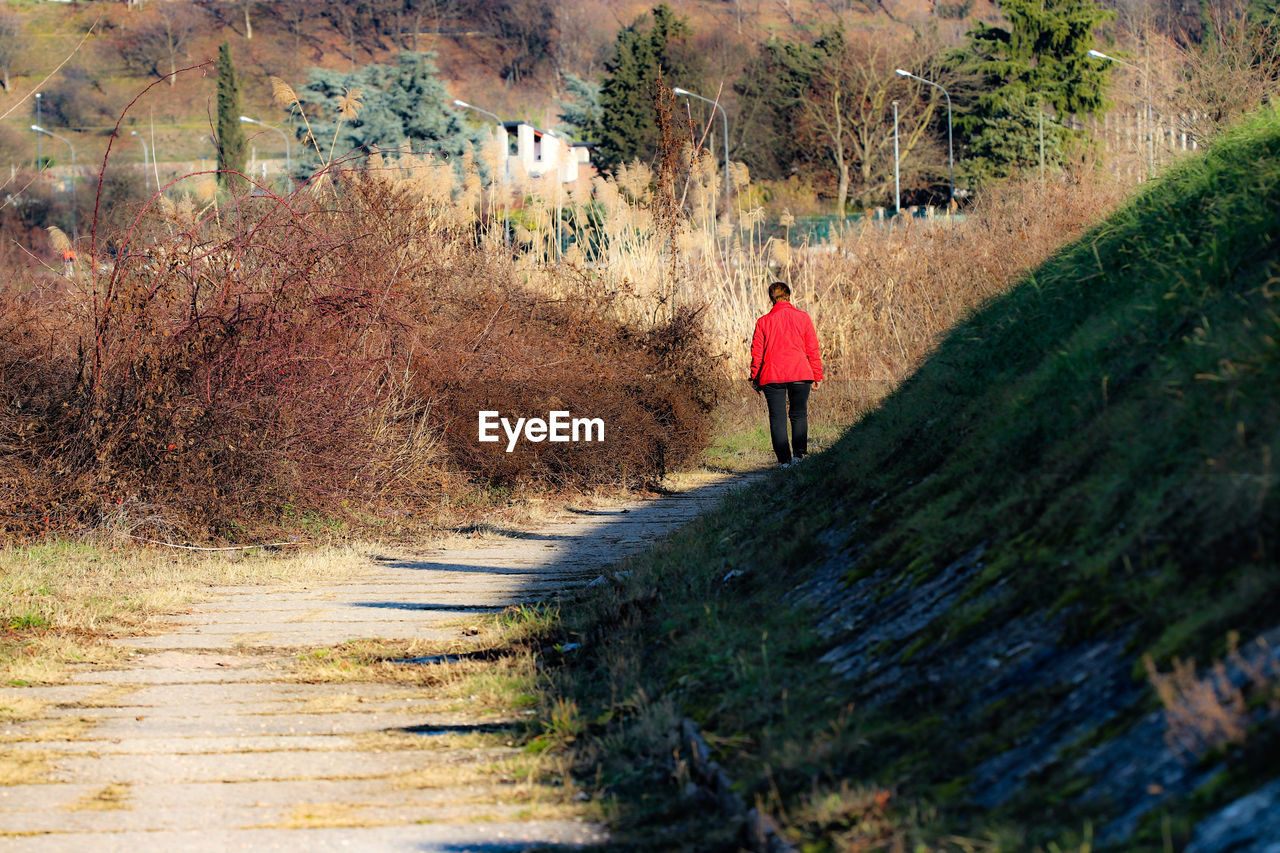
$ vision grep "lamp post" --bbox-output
[891,100,900,215]
[34,93,42,170]
[1039,108,1045,182]
[453,99,508,181]
[452,98,501,126]
[453,99,509,246]
[133,128,160,189]
[239,115,292,177]
[31,124,76,240]
[673,86,732,224]
[130,130,151,191]
[1089,49,1153,178]
[896,69,954,207]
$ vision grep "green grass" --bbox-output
[510,107,1280,850]
[702,422,844,472]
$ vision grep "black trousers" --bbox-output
[761,381,811,464]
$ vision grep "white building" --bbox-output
[496,122,591,183]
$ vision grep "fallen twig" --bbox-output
[124,534,302,552]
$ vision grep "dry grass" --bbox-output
[1,541,363,634]
[67,783,132,812]
[351,729,515,753]
[0,747,52,786]
[292,646,541,711]
[0,541,366,684]
[19,715,97,745]
[269,802,372,830]
[390,752,574,800]
[284,613,589,816]
[69,685,137,709]
[1145,633,1280,756]
[0,695,44,724]
[0,636,129,688]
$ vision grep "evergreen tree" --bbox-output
[953,0,1111,187]
[291,53,481,176]
[215,42,247,189]
[1250,0,1280,25]
[595,5,699,170]
[555,73,601,141]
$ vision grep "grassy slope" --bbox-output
[536,109,1280,850]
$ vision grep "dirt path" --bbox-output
[0,473,748,852]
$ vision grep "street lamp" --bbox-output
[452,99,509,182]
[34,93,42,169]
[239,115,292,177]
[130,130,151,191]
[31,124,76,240]
[131,129,160,190]
[896,69,954,207]
[452,99,501,125]
[891,101,900,215]
[673,86,732,223]
[452,99,510,246]
[1089,49,1154,178]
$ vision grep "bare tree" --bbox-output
[0,9,22,91]
[322,0,372,67]
[553,0,612,76]
[395,0,460,52]
[232,0,257,40]
[1173,3,1280,141]
[468,0,558,84]
[269,0,317,56]
[118,1,208,85]
[795,35,947,213]
[40,67,112,128]
[395,1,425,51]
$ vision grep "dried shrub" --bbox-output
[1145,633,1280,757]
[0,159,718,540]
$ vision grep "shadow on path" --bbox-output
[393,722,523,736]
[353,602,511,613]
[354,474,756,627]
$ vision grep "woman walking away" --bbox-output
[749,281,823,468]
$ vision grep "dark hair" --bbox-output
[768,281,791,303]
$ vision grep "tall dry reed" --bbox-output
[517,148,1132,423]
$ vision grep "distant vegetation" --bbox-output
[0,0,1273,218]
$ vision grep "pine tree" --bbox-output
[595,4,699,171]
[291,53,482,176]
[1250,0,1280,25]
[953,0,1111,187]
[555,73,601,141]
[215,42,247,189]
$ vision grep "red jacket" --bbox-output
[750,300,823,385]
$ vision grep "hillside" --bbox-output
[538,106,1280,850]
[0,0,996,174]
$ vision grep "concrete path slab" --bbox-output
[0,821,605,853]
[0,473,749,850]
